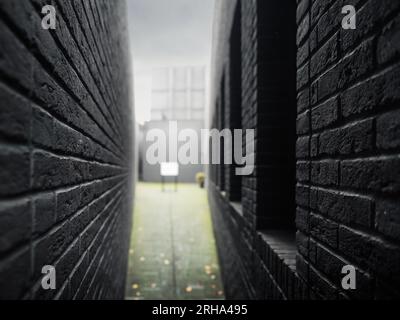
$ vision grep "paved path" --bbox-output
[125,183,224,300]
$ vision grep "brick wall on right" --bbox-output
[296,0,400,299]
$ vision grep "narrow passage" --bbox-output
[126,183,224,300]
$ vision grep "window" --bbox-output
[191,91,205,110]
[256,0,297,230]
[190,67,206,90]
[152,68,169,90]
[172,67,187,90]
[152,91,169,110]
[172,91,187,109]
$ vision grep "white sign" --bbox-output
[146,121,255,176]
[160,162,179,177]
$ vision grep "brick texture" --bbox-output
[297,0,400,299]
[210,0,400,300]
[0,0,133,299]
[209,0,300,300]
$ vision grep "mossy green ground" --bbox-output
[126,183,224,300]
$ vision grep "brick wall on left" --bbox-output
[0,0,134,299]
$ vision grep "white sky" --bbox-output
[126,0,215,124]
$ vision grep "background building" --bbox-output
[139,120,205,183]
[151,66,206,122]
[139,66,206,183]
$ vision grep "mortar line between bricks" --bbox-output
[67,247,91,298]
[0,137,126,169]
[307,236,378,299]
[70,0,124,126]
[81,218,118,299]
[28,47,35,299]
[312,233,396,296]
[307,0,313,257]
[31,191,123,299]
[308,0,369,36]
[78,0,117,91]
[78,0,127,130]
[308,208,400,250]
[46,17,124,145]
[298,25,340,70]
[33,142,124,168]
[0,181,125,263]
[57,0,126,142]
[299,152,400,162]
[31,147,126,170]
[36,0,125,143]
[309,50,400,109]
[311,32,339,69]
[31,182,125,245]
[306,102,400,135]
[297,182,397,203]
[264,260,288,300]
[306,0,368,45]
[75,190,122,273]
[310,50,400,91]
[0,173,127,202]
[337,60,400,93]
[309,262,339,296]
[53,270,71,300]
[0,75,125,164]
[210,184,257,299]
[92,0,133,126]
[28,1,125,155]
[78,195,122,300]
[313,1,400,58]
[91,0,124,84]
[310,236,371,276]
[45,219,121,298]
[0,8,126,159]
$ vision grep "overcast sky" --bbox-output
[126,0,215,123]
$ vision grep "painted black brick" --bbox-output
[0,0,133,299]
[210,0,298,299]
[298,0,400,299]
[211,0,400,299]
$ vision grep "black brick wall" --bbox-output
[210,0,400,299]
[0,0,133,299]
[209,0,300,300]
[296,0,400,299]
